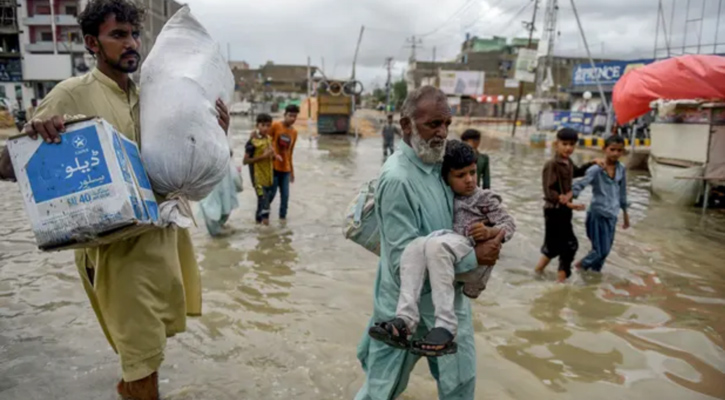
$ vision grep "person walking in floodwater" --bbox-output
[355,86,504,399]
[535,128,599,283]
[0,1,229,398]
[244,113,277,225]
[269,104,299,221]
[461,129,491,189]
[572,135,630,272]
[369,140,515,358]
[381,114,401,158]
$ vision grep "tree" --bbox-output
[372,88,386,105]
[392,79,407,110]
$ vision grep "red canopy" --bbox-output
[612,55,725,124]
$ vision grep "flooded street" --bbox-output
[1,116,724,400]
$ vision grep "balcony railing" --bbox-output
[25,41,85,53]
[23,14,78,26]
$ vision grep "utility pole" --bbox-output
[432,46,436,63]
[569,0,612,135]
[384,57,393,111]
[716,0,723,54]
[351,26,365,138]
[535,0,558,100]
[50,0,58,55]
[406,35,423,62]
[511,0,539,137]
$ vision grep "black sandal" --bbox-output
[411,327,458,357]
[368,318,411,349]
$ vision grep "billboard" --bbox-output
[514,48,537,83]
[538,110,608,135]
[438,70,485,96]
[572,59,654,86]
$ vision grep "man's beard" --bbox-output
[410,123,446,164]
[100,46,141,73]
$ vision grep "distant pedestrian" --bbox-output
[27,98,38,119]
[461,129,490,189]
[381,114,401,158]
[572,135,630,272]
[269,104,299,221]
[244,113,277,225]
[534,128,601,282]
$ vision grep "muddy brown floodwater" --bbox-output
[1,117,724,400]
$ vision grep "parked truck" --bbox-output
[317,80,352,134]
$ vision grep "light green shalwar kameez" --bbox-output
[356,141,479,400]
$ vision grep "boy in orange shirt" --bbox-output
[269,104,299,220]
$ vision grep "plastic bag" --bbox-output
[140,6,234,227]
[342,179,380,255]
[197,162,239,237]
[233,165,243,193]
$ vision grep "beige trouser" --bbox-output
[396,231,489,336]
[75,227,201,382]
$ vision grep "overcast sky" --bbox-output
[183,0,724,91]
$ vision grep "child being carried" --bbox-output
[369,140,516,357]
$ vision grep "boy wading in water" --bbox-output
[369,140,515,356]
[535,128,600,282]
[572,135,630,272]
[461,129,491,189]
[244,113,279,225]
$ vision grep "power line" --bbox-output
[459,0,521,32]
[496,1,536,36]
[417,0,480,38]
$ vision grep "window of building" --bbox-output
[40,32,53,42]
[36,4,51,15]
[66,6,78,16]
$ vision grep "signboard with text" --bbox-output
[0,59,22,82]
[438,70,485,96]
[571,59,654,86]
[514,49,537,83]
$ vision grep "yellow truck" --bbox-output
[317,80,352,134]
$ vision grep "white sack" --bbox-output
[140,6,234,227]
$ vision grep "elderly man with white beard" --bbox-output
[355,86,503,399]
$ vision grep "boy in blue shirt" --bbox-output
[572,135,630,272]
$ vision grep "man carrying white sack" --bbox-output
[0,1,230,399]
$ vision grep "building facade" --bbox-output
[0,0,23,111]
[5,0,181,111]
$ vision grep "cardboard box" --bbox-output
[8,117,158,251]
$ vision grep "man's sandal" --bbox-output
[368,318,411,349]
[410,327,458,357]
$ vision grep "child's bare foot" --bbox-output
[262,219,269,226]
[574,261,583,271]
[557,270,568,283]
[534,255,550,275]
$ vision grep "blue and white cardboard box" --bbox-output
[8,117,159,251]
